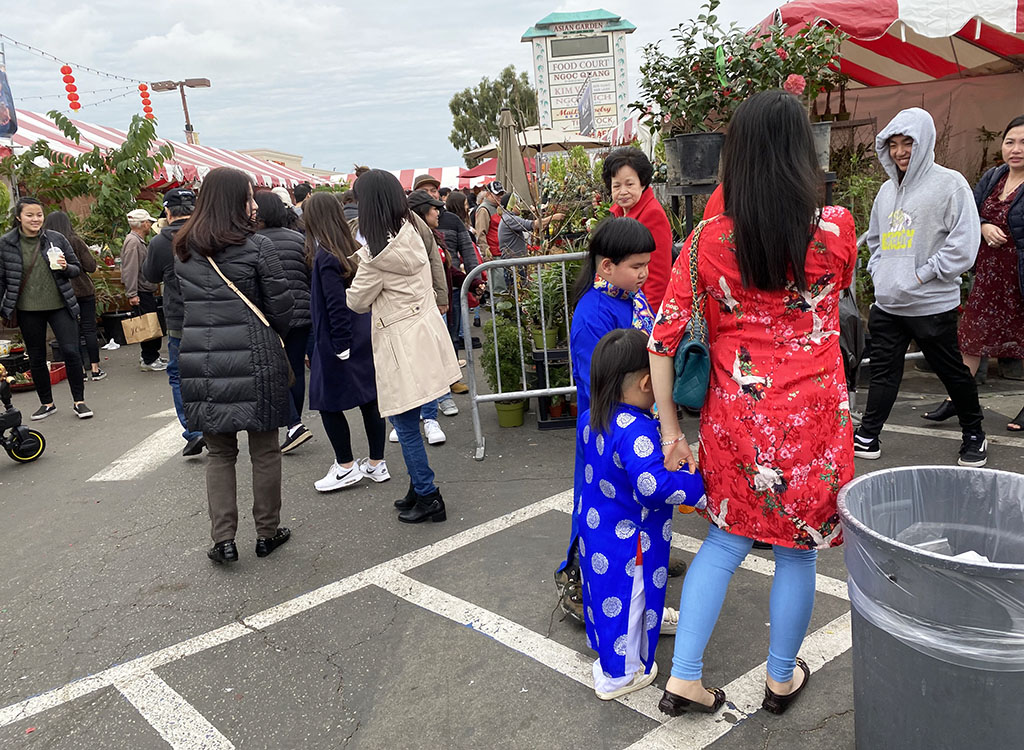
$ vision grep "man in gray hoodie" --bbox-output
[854,108,987,467]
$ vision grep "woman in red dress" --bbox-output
[924,115,1024,430]
[648,91,857,717]
[605,147,673,311]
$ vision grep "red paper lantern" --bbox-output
[60,65,72,75]
[69,102,81,110]
[67,93,80,102]
[144,113,155,120]
[62,74,75,84]
[142,105,153,113]
[138,83,148,91]
[141,97,151,106]
[65,84,77,93]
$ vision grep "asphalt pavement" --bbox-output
[1,344,1022,749]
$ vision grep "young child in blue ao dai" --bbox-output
[578,328,707,701]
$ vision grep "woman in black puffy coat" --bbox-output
[255,191,313,452]
[174,167,295,564]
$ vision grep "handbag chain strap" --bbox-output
[686,220,710,342]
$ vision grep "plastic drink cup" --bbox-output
[46,247,64,270]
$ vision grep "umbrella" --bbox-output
[459,156,536,179]
[464,126,608,160]
[497,108,535,206]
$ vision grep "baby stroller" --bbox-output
[0,363,46,463]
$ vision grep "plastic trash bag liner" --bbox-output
[838,466,1024,671]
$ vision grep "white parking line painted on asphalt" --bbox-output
[624,612,853,750]
[0,492,568,732]
[373,570,666,722]
[882,422,1024,449]
[114,671,234,750]
[88,420,184,481]
[146,408,179,419]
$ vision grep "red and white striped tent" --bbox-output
[761,0,1024,87]
[333,166,484,190]
[7,109,325,189]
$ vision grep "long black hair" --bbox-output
[589,328,650,434]
[721,90,821,292]
[174,167,254,262]
[254,191,291,228]
[301,192,358,277]
[571,217,655,305]
[353,169,411,257]
[42,210,90,258]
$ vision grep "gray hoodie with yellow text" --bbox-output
[865,108,980,316]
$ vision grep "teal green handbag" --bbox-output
[672,220,711,410]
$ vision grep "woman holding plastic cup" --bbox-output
[0,196,91,419]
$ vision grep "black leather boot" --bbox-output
[394,481,417,511]
[922,399,957,422]
[398,489,447,524]
[208,540,238,564]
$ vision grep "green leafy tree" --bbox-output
[0,111,173,250]
[449,65,538,166]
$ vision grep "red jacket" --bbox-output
[610,185,673,311]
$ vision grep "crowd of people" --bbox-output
[1,87,1021,719]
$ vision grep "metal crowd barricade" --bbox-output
[460,252,586,460]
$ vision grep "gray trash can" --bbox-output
[838,466,1024,750]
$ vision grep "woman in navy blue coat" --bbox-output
[303,193,389,491]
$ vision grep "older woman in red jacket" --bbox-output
[605,147,673,310]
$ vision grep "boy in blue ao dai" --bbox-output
[578,402,706,697]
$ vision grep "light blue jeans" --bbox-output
[672,524,818,683]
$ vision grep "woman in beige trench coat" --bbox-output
[347,170,462,524]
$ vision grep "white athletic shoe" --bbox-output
[438,397,459,417]
[314,461,364,492]
[388,428,399,443]
[660,607,680,635]
[357,457,391,483]
[423,418,446,445]
[595,662,659,701]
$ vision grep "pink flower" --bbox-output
[783,74,806,96]
[776,47,789,61]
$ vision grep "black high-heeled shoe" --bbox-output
[922,399,957,422]
[1008,405,1024,432]
[658,686,726,716]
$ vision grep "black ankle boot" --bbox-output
[208,540,238,564]
[398,489,446,524]
[394,481,417,511]
[923,399,957,422]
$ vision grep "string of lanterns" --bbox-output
[139,83,154,120]
[60,65,80,111]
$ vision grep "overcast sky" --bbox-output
[2,1,770,172]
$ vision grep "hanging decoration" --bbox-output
[61,64,81,111]
[138,83,154,120]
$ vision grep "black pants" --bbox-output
[283,326,310,428]
[76,295,100,366]
[135,290,162,364]
[320,400,386,464]
[860,306,984,439]
[18,307,86,404]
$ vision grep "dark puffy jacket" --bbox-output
[438,210,478,275]
[143,220,187,333]
[975,164,1024,299]
[0,228,81,319]
[175,234,294,434]
[256,226,310,329]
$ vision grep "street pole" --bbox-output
[178,84,195,145]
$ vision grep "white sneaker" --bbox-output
[595,662,659,701]
[357,457,391,483]
[314,461,364,492]
[423,418,446,445]
[388,428,399,443]
[438,397,459,417]
[660,607,680,635]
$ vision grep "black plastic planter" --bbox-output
[665,132,725,185]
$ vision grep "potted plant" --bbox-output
[835,73,852,121]
[482,302,528,428]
